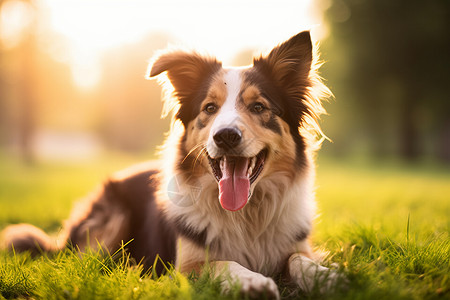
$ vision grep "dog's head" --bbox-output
[149,31,328,211]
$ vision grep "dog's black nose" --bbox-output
[213,128,242,150]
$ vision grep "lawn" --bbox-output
[0,152,449,299]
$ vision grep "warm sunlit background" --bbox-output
[0,0,327,161]
[1,3,449,297]
[0,0,449,163]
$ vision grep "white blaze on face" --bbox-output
[207,68,243,157]
[212,69,242,135]
[205,68,253,211]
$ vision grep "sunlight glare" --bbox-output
[0,0,35,49]
[71,51,102,89]
[42,0,322,88]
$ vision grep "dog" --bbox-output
[2,31,339,299]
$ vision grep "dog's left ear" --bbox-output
[253,31,313,89]
[148,50,222,103]
[148,51,222,124]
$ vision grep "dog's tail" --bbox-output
[1,223,62,255]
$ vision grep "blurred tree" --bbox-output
[0,0,39,163]
[0,1,4,147]
[0,28,6,147]
[17,30,37,164]
[1,0,174,158]
[321,0,450,161]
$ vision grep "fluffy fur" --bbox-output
[1,31,338,298]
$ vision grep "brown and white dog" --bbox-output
[2,31,338,299]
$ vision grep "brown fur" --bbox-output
[1,31,339,298]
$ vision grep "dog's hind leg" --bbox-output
[1,180,131,256]
[63,181,132,253]
[1,223,59,255]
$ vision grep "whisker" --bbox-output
[181,143,206,165]
[192,146,207,170]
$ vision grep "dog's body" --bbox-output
[2,31,338,298]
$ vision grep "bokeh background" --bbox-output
[0,0,449,164]
[1,3,449,298]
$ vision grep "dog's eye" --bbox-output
[250,102,266,114]
[204,103,218,114]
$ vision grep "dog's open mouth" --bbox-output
[207,149,267,211]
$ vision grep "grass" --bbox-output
[0,152,449,299]
[0,248,230,300]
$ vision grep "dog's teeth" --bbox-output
[220,158,225,170]
[250,157,256,170]
[247,157,256,176]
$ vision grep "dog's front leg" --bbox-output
[288,253,340,293]
[211,261,280,300]
[176,238,279,299]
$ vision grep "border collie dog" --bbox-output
[2,31,339,299]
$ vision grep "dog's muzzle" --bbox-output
[207,147,267,212]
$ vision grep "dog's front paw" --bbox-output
[218,262,280,300]
[288,253,345,294]
[239,271,279,300]
[314,267,345,293]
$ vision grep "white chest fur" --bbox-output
[165,169,316,276]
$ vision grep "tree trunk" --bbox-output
[438,119,450,162]
[399,92,420,160]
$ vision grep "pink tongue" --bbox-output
[219,157,250,211]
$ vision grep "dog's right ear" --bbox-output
[253,31,313,92]
[148,51,222,105]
